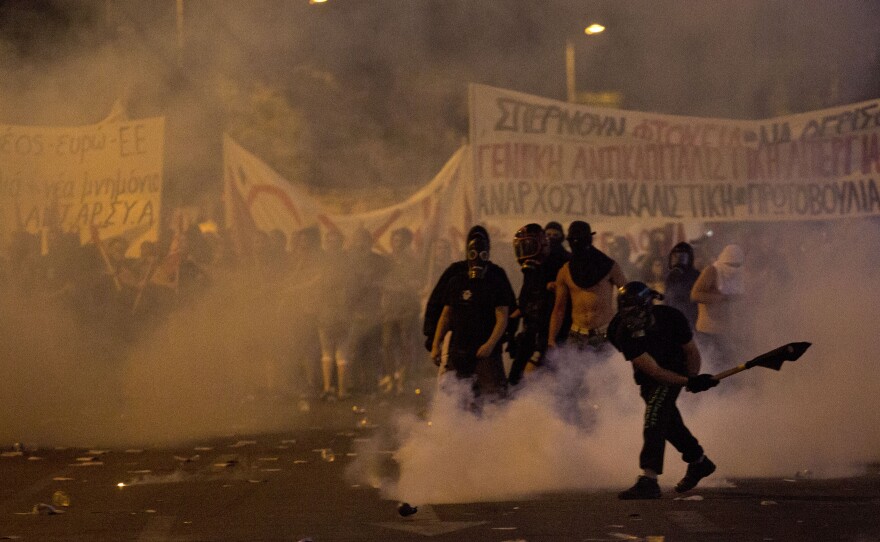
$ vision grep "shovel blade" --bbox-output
[745,342,811,371]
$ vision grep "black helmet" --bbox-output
[617,281,663,336]
[513,223,546,270]
[466,225,490,279]
[617,281,664,309]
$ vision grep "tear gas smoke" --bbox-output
[1,2,879,499]
[348,219,880,504]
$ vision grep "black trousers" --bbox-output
[638,384,704,474]
[448,349,507,398]
[508,329,545,386]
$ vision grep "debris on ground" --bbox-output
[32,503,63,515]
[398,502,418,517]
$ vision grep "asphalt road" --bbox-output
[1,395,878,542]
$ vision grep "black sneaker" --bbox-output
[675,458,716,493]
[618,475,661,500]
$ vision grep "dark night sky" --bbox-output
[2,0,879,202]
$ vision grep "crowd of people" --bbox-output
[0,215,862,496]
[0,217,813,401]
[0,222,452,403]
[419,218,840,498]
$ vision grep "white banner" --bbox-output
[0,117,165,256]
[223,135,474,256]
[469,84,880,231]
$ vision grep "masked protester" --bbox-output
[663,242,700,329]
[543,221,570,283]
[422,226,516,354]
[507,224,556,386]
[548,221,627,352]
[690,244,746,372]
[429,225,516,406]
[608,281,718,499]
[542,221,572,343]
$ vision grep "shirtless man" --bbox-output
[548,221,627,351]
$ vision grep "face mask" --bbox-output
[669,251,691,269]
[620,305,651,337]
[567,235,592,255]
[545,230,563,249]
[514,235,543,270]
[467,238,489,279]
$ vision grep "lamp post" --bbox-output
[565,23,605,103]
[176,0,184,67]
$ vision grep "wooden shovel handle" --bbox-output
[713,364,748,380]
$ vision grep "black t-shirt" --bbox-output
[518,266,555,332]
[608,305,693,385]
[443,266,516,355]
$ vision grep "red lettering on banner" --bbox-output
[476,143,563,180]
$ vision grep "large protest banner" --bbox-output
[223,135,474,256]
[0,117,165,256]
[469,83,880,243]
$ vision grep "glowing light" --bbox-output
[309,0,328,4]
[414,388,422,395]
[584,23,605,35]
[117,482,126,488]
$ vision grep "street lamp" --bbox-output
[584,23,605,35]
[566,23,605,103]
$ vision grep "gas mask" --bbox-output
[669,251,691,269]
[467,238,489,279]
[619,305,652,338]
[513,223,546,271]
[466,226,490,279]
[668,242,695,271]
[617,281,663,337]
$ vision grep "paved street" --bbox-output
[1,395,878,542]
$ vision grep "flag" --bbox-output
[150,229,182,289]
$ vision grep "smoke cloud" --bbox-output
[1,0,878,503]
[349,219,880,504]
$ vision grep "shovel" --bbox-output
[712,342,811,380]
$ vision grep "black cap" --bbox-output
[567,221,595,239]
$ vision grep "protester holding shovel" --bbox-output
[608,281,719,499]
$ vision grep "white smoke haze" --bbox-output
[381,353,644,504]
[1,0,879,504]
[345,219,880,504]
[4,1,880,195]
[0,268,316,448]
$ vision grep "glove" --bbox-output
[686,374,719,393]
